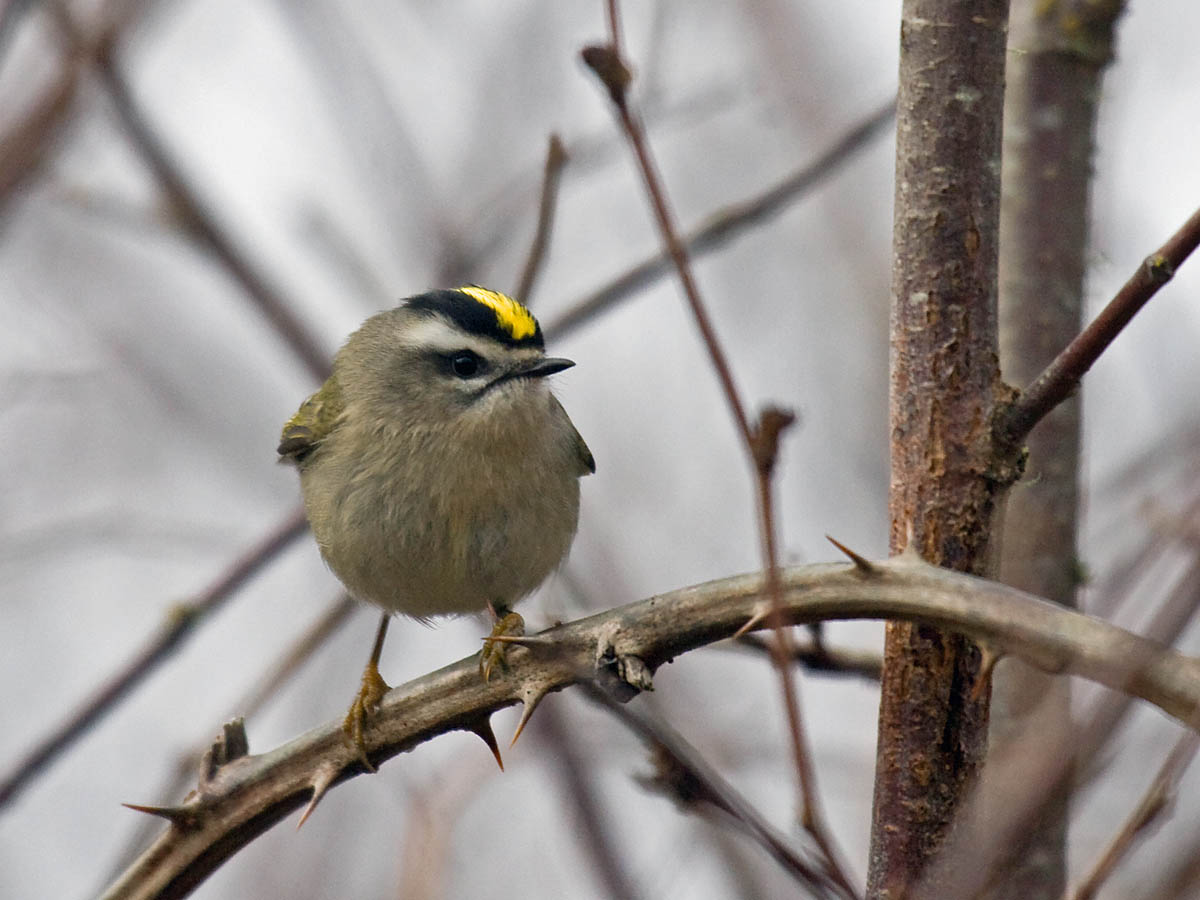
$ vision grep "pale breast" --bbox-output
[301,393,583,618]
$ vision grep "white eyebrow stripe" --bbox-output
[399,316,499,357]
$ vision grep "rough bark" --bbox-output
[867,2,1012,896]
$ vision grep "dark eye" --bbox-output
[449,351,484,378]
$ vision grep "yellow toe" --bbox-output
[480,611,525,683]
[342,660,390,771]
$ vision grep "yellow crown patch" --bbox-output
[457,286,539,342]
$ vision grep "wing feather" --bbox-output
[278,376,344,463]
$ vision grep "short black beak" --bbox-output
[517,356,576,378]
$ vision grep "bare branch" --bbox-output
[733,635,881,682]
[915,547,1200,898]
[514,133,568,305]
[0,508,309,810]
[1070,730,1200,900]
[46,7,333,381]
[871,1,1009,893]
[0,0,150,211]
[1001,203,1200,445]
[585,684,850,900]
[988,0,1125,889]
[752,412,859,897]
[580,39,750,443]
[543,99,894,341]
[102,555,1200,899]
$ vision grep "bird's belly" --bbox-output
[309,463,579,619]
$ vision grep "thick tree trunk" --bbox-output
[867,2,1012,897]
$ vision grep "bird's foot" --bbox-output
[480,611,525,683]
[342,659,390,772]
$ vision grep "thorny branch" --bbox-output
[915,544,1200,898]
[103,554,1200,899]
[101,593,357,882]
[0,508,309,810]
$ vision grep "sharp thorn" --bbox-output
[732,604,770,639]
[465,716,505,771]
[296,798,318,830]
[297,764,339,829]
[122,802,196,829]
[511,688,547,747]
[479,633,552,646]
[971,644,1001,703]
[825,535,880,575]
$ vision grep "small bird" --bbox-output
[279,287,594,766]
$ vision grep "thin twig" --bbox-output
[514,133,568,305]
[1002,204,1200,444]
[756,413,859,897]
[604,0,622,64]
[0,507,309,810]
[394,754,497,898]
[536,702,644,900]
[0,0,148,211]
[0,51,76,205]
[1069,732,1200,900]
[238,593,358,719]
[733,635,882,682]
[465,83,743,271]
[1135,830,1200,900]
[543,100,894,342]
[0,0,36,59]
[583,683,848,900]
[580,39,750,442]
[581,17,858,895]
[45,6,333,381]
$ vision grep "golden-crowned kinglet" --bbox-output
[279,286,593,763]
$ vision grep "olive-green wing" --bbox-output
[277,376,344,463]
